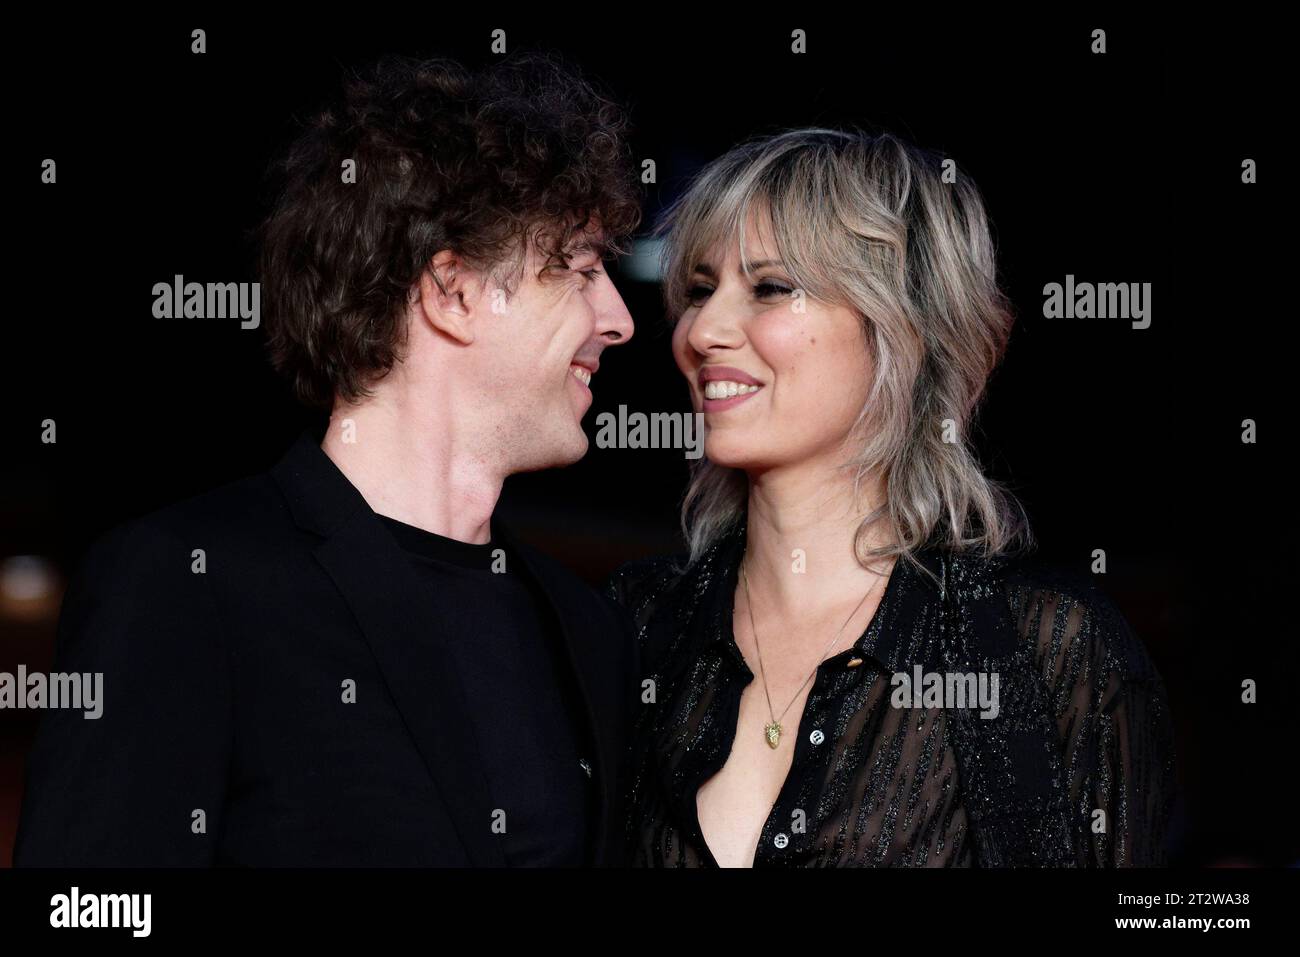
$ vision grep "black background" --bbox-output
[3,14,1292,867]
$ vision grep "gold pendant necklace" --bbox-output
[741,558,887,750]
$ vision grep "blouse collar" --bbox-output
[684,519,969,679]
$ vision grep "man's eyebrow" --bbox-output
[565,238,612,261]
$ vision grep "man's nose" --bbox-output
[595,280,635,345]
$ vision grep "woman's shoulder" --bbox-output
[975,547,1164,685]
[603,552,691,623]
[603,523,749,644]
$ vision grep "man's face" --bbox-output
[470,226,635,472]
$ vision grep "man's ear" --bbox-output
[415,250,483,345]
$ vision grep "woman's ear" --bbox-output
[415,250,479,345]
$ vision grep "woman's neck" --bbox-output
[741,462,896,622]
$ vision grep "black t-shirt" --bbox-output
[377,514,593,866]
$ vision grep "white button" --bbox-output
[774,833,789,849]
[809,729,825,745]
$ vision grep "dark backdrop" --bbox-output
[2,14,1291,867]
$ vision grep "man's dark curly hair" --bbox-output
[257,52,642,409]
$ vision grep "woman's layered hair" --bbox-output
[658,128,1031,570]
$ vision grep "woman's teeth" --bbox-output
[704,381,760,399]
[570,366,592,387]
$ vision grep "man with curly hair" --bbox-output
[14,53,642,867]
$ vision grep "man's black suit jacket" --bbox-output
[13,431,637,866]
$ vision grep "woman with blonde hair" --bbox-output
[607,128,1177,867]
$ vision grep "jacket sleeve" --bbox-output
[1025,583,1179,866]
[12,517,233,866]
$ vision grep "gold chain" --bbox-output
[740,558,888,750]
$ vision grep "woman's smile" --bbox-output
[699,365,765,412]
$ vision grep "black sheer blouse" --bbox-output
[605,521,1178,867]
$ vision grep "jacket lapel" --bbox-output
[493,523,614,866]
[272,431,508,867]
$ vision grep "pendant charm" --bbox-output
[764,722,782,749]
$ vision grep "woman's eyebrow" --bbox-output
[690,258,785,278]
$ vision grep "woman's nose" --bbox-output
[687,289,744,354]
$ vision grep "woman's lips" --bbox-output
[703,392,757,412]
[698,366,764,412]
[699,365,762,387]
[701,381,763,412]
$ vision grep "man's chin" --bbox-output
[514,430,589,474]
[554,431,590,466]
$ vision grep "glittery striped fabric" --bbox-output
[605,521,1178,867]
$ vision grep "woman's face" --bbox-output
[671,216,874,473]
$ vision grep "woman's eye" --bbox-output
[754,280,794,299]
[581,268,603,281]
[685,284,714,306]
